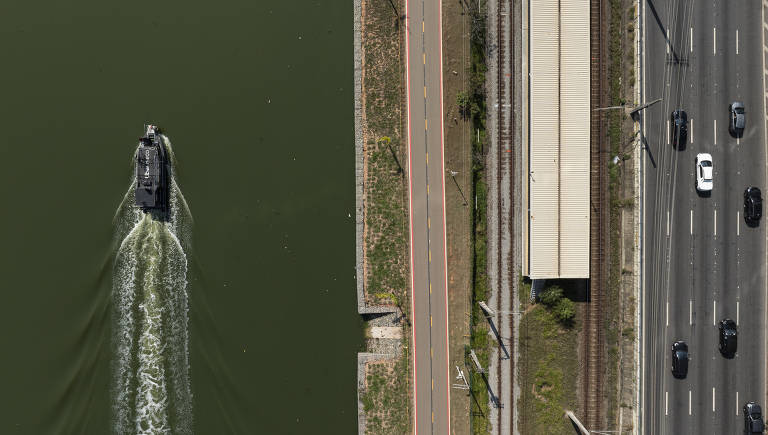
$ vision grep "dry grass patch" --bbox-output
[360,354,409,434]
[362,0,408,307]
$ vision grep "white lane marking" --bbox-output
[737,212,740,235]
[737,391,739,415]
[667,211,670,236]
[714,300,717,325]
[714,27,717,54]
[714,209,717,236]
[714,119,717,144]
[666,391,669,415]
[691,118,694,143]
[691,27,694,52]
[737,29,739,55]
[690,209,694,234]
[737,301,740,325]
[690,300,693,325]
[689,390,692,415]
[713,387,716,412]
[666,301,669,326]
[667,119,670,145]
[667,28,670,54]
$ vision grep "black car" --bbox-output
[718,318,737,357]
[671,110,688,147]
[744,402,765,434]
[671,341,688,378]
[744,187,762,222]
[730,101,746,136]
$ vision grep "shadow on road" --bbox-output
[647,0,680,63]
[641,132,657,169]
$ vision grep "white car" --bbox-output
[696,153,713,192]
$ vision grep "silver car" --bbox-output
[730,101,746,135]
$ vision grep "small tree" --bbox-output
[554,298,575,323]
[456,91,470,119]
[539,285,563,307]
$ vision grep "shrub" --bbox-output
[456,91,470,119]
[539,286,563,307]
[554,298,575,323]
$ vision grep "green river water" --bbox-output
[0,1,362,433]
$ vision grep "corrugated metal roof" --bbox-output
[527,0,590,279]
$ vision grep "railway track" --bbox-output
[494,0,514,432]
[585,0,607,429]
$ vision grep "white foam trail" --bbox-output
[112,133,193,434]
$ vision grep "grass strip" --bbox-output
[363,0,409,307]
[467,1,490,433]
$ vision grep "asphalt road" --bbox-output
[641,0,767,433]
[404,0,451,433]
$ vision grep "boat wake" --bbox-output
[112,135,193,434]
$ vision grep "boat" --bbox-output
[135,124,170,217]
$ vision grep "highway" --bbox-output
[404,0,451,433]
[641,0,767,433]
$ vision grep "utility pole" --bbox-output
[469,349,485,373]
[478,300,495,317]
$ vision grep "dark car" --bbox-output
[671,110,688,147]
[730,101,746,135]
[671,341,688,378]
[718,318,737,357]
[745,187,762,222]
[744,402,765,434]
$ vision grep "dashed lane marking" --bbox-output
[690,209,693,234]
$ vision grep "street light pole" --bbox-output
[447,169,468,206]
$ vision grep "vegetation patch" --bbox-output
[360,352,410,435]
[362,0,408,307]
[603,0,634,426]
[518,281,580,434]
[466,0,490,433]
